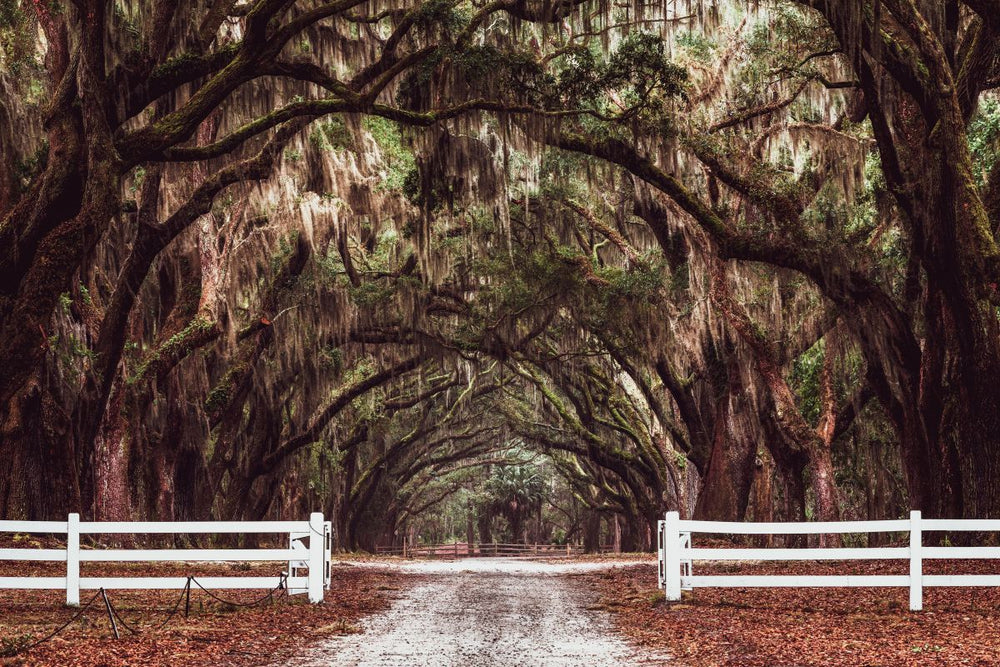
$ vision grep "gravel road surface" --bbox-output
[286,558,667,666]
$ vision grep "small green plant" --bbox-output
[910,644,944,654]
[128,165,146,194]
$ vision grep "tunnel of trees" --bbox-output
[2,0,1000,551]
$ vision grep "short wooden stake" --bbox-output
[101,589,120,639]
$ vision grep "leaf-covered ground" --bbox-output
[0,558,411,667]
[580,560,1000,666]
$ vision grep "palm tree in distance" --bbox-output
[483,464,545,544]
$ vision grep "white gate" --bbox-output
[286,519,332,596]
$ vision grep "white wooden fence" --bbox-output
[658,510,1000,611]
[0,513,332,605]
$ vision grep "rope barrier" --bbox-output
[102,576,192,635]
[12,572,292,656]
[10,588,103,656]
[190,573,287,608]
[103,573,288,636]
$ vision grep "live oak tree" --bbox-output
[0,0,617,518]
[2,0,998,547]
[586,0,1000,519]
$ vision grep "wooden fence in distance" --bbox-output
[373,542,617,559]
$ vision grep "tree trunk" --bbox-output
[91,384,130,522]
[694,355,757,520]
[0,370,81,519]
[710,261,841,531]
[477,512,493,545]
[466,501,475,552]
[583,511,601,553]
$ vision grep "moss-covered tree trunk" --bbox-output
[691,354,758,521]
[809,0,1000,517]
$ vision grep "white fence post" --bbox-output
[324,521,333,590]
[909,510,922,611]
[308,512,325,603]
[66,513,80,606]
[657,519,666,590]
[665,511,682,601]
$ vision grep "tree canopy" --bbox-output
[2,0,999,550]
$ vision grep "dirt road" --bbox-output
[286,558,667,666]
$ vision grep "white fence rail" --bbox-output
[0,513,332,605]
[658,510,1000,611]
